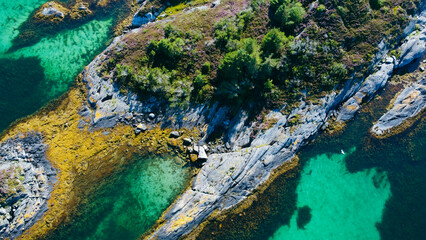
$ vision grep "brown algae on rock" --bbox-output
[0,81,199,239]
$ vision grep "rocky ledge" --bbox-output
[336,7,426,123]
[0,133,56,239]
[372,75,426,135]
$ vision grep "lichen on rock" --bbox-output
[0,133,56,239]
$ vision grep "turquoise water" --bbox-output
[0,0,114,132]
[47,155,190,240]
[0,0,46,53]
[265,88,426,240]
[197,86,425,240]
[269,149,391,240]
[10,18,113,99]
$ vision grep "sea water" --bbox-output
[264,86,425,240]
[269,148,391,240]
[0,0,113,132]
[47,155,190,240]
[0,0,46,53]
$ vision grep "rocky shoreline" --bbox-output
[71,2,426,239]
[372,75,425,136]
[0,1,425,239]
[0,133,56,239]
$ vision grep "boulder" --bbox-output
[372,77,426,135]
[41,7,65,18]
[132,12,155,28]
[183,138,192,146]
[169,131,180,138]
[197,146,208,161]
[134,123,147,135]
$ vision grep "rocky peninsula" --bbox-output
[0,0,425,239]
[75,1,426,239]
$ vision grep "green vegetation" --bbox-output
[105,0,419,110]
[0,166,25,202]
[370,0,385,10]
[271,0,306,31]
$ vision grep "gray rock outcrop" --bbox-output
[0,133,56,239]
[336,57,395,121]
[336,5,426,122]
[41,5,65,18]
[398,6,426,68]
[372,76,426,135]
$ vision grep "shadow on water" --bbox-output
[0,57,45,131]
[9,0,132,51]
[196,83,425,240]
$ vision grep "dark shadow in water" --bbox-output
[9,0,132,52]
[0,57,45,132]
[296,206,312,229]
[345,115,426,240]
[196,83,425,239]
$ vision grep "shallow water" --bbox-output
[266,86,426,240]
[0,0,46,53]
[10,18,113,99]
[0,0,114,132]
[196,85,425,240]
[269,149,391,240]
[47,155,190,240]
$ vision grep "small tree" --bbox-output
[369,0,384,10]
[147,38,185,68]
[274,1,306,30]
[261,28,289,57]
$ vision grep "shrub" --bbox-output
[216,38,262,102]
[163,24,183,38]
[193,71,208,90]
[147,37,185,68]
[261,28,289,57]
[201,62,211,74]
[214,18,239,49]
[217,38,261,84]
[274,1,306,30]
[329,62,347,80]
[259,55,281,81]
[369,0,384,10]
[323,62,348,88]
[317,4,326,13]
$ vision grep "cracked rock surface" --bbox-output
[0,133,56,239]
[372,76,426,135]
